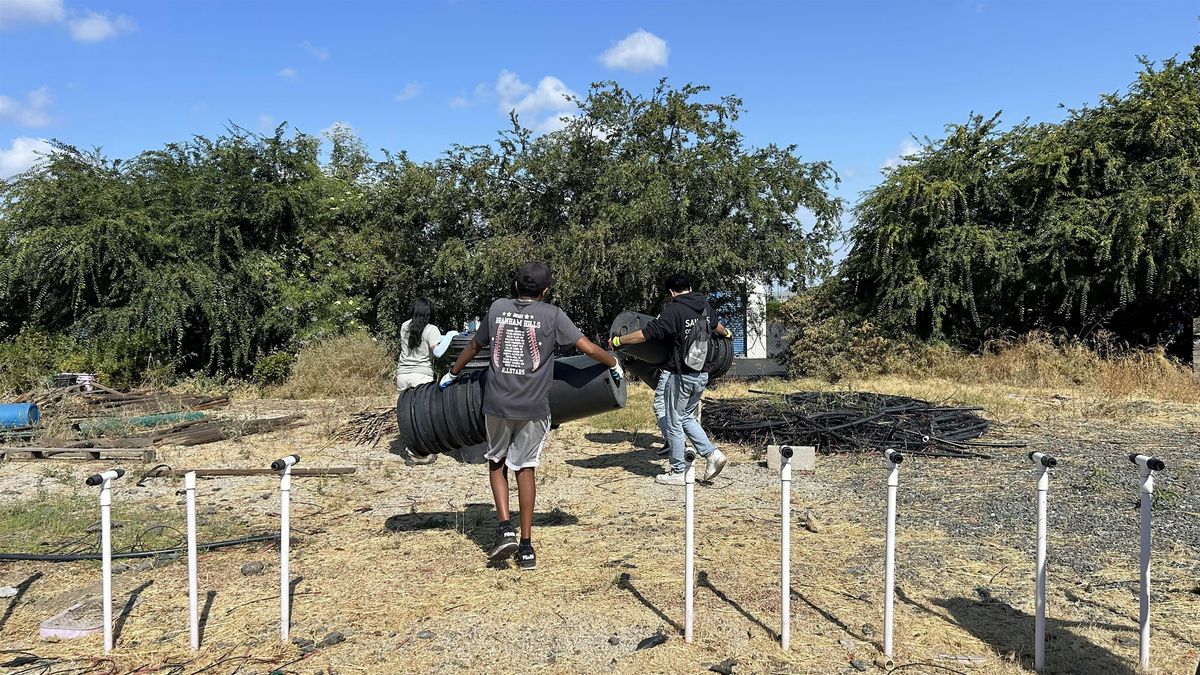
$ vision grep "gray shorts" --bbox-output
[484,415,551,470]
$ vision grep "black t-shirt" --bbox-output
[641,292,719,373]
[473,298,584,420]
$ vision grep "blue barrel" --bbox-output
[0,403,40,428]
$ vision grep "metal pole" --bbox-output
[878,449,902,671]
[85,468,125,654]
[1130,454,1164,671]
[684,449,696,643]
[272,454,300,642]
[780,445,793,651]
[1029,452,1057,671]
[185,471,199,651]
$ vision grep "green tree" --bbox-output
[845,46,1200,351]
[0,80,842,385]
[426,80,843,337]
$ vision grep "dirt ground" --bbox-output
[1,379,1198,675]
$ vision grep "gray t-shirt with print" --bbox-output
[473,298,583,420]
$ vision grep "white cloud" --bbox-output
[257,113,276,133]
[535,113,575,135]
[600,29,668,72]
[491,70,577,134]
[494,70,530,109]
[448,95,470,109]
[882,138,921,171]
[301,40,328,60]
[66,10,135,42]
[0,85,52,127]
[394,81,423,102]
[0,136,52,177]
[497,71,574,114]
[277,66,297,79]
[321,121,353,138]
[0,0,64,28]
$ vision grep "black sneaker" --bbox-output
[489,527,518,560]
[517,545,537,571]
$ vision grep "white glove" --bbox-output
[609,361,624,387]
[439,371,459,390]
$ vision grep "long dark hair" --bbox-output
[407,298,433,351]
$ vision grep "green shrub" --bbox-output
[775,290,920,382]
[0,330,75,395]
[252,351,295,386]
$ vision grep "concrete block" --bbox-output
[767,444,815,473]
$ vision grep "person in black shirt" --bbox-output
[610,273,733,485]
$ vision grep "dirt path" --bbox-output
[0,388,1197,674]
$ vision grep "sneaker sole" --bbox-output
[519,563,537,571]
[488,541,518,560]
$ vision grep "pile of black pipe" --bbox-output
[396,354,626,457]
[608,311,734,389]
[704,391,1025,459]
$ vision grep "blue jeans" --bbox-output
[665,372,717,473]
[653,372,670,440]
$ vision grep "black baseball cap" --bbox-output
[516,261,554,291]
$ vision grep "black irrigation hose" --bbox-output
[0,533,278,562]
[705,391,1023,457]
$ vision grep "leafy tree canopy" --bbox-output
[0,80,841,385]
[845,45,1199,351]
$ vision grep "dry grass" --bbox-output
[277,331,395,399]
[1,372,1197,674]
[918,334,1200,404]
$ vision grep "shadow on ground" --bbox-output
[790,588,880,650]
[0,572,41,633]
[569,436,664,478]
[112,580,153,644]
[384,504,579,567]
[615,572,682,634]
[894,587,1136,675]
[699,571,776,639]
[585,431,661,450]
[388,439,490,465]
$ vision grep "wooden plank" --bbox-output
[141,466,356,478]
[0,448,156,462]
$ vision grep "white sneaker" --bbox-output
[654,471,686,486]
[701,449,728,481]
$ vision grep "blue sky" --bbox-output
[2,0,1197,221]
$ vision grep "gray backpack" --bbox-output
[683,305,711,372]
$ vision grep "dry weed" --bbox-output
[277,331,396,399]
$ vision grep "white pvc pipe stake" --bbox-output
[1028,452,1057,672]
[1130,453,1164,671]
[86,468,125,654]
[879,449,902,670]
[684,450,696,643]
[780,446,793,651]
[185,471,199,651]
[272,454,299,642]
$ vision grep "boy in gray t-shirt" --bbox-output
[442,262,619,571]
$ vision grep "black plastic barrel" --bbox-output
[396,353,626,457]
[608,311,735,388]
[445,333,491,372]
